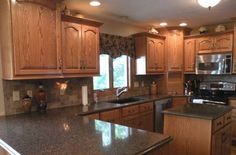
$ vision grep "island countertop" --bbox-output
[163,103,232,120]
[0,106,171,155]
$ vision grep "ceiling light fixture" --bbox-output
[160,22,168,27]
[198,0,221,10]
[179,23,188,27]
[89,1,101,7]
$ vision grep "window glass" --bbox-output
[113,55,128,88]
[93,54,110,90]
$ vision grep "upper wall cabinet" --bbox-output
[196,32,233,54]
[0,0,102,80]
[184,39,196,73]
[0,0,61,79]
[134,33,166,75]
[61,15,101,76]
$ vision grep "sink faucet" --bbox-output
[116,87,128,98]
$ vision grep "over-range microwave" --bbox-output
[196,53,232,75]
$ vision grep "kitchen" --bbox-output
[0,0,236,154]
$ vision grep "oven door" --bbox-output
[196,54,231,74]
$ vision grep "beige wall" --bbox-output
[0,46,5,116]
[99,18,145,36]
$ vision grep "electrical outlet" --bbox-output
[13,91,20,102]
[141,81,145,87]
[27,90,33,98]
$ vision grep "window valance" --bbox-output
[100,33,135,58]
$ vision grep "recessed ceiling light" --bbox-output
[179,23,188,27]
[198,0,221,9]
[160,22,168,27]
[89,1,101,7]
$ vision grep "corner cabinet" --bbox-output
[0,0,102,80]
[134,32,166,75]
[61,16,101,76]
[184,38,196,73]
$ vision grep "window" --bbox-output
[93,54,130,90]
[93,54,110,90]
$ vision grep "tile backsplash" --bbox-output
[2,76,155,115]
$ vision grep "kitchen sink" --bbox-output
[108,97,145,104]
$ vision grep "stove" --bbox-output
[191,81,236,105]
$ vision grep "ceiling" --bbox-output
[65,0,236,28]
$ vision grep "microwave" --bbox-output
[196,53,232,74]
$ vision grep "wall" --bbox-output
[0,47,5,116]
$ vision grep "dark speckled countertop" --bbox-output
[77,94,175,116]
[163,103,232,120]
[0,98,172,155]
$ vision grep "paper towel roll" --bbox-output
[82,86,88,106]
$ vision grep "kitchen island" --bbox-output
[0,105,171,155]
[163,103,232,155]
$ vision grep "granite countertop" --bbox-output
[163,103,232,120]
[0,106,171,155]
[77,94,183,116]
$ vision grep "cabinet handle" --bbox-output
[59,59,63,69]
[216,122,222,126]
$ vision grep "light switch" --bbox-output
[13,91,20,102]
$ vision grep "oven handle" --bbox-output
[223,59,226,74]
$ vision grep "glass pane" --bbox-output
[93,54,110,90]
[113,55,128,88]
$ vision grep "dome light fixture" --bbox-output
[179,23,188,27]
[160,22,168,27]
[198,0,221,10]
[89,1,101,7]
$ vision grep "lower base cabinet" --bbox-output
[84,102,154,132]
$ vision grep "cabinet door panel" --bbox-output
[147,38,157,73]
[11,1,60,75]
[184,39,196,72]
[196,37,213,54]
[214,33,233,52]
[156,39,165,72]
[168,30,183,71]
[81,25,99,74]
[62,22,82,73]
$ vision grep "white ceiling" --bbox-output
[65,0,236,28]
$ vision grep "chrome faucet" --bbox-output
[116,87,128,98]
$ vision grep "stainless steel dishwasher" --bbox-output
[154,98,172,133]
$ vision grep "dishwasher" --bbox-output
[154,98,172,133]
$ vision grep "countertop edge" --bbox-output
[135,137,173,155]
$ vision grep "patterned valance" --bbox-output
[100,33,135,58]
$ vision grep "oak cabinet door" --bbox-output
[214,33,233,53]
[184,39,196,73]
[81,25,99,74]
[147,38,158,73]
[196,37,214,54]
[11,0,60,75]
[167,30,183,72]
[156,39,165,72]
[62,22,82,73]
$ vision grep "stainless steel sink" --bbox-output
[108,97,145,104]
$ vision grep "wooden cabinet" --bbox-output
[196,32,233,54]
[61,15,101,76]
[166,30,184,72]
[100,109,120,124]
[61,18,100,75]
[0,1,102,80]
[229,99,236,141]
[134,32,166,75]
[164,111,232,155]
[62,22,82,73]
[0,0,61,79]
[83,102,154,132]
[184,39,196,73]
[233,23,236,73]
[212,123,232,155]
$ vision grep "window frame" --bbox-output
[93,54,131,92]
